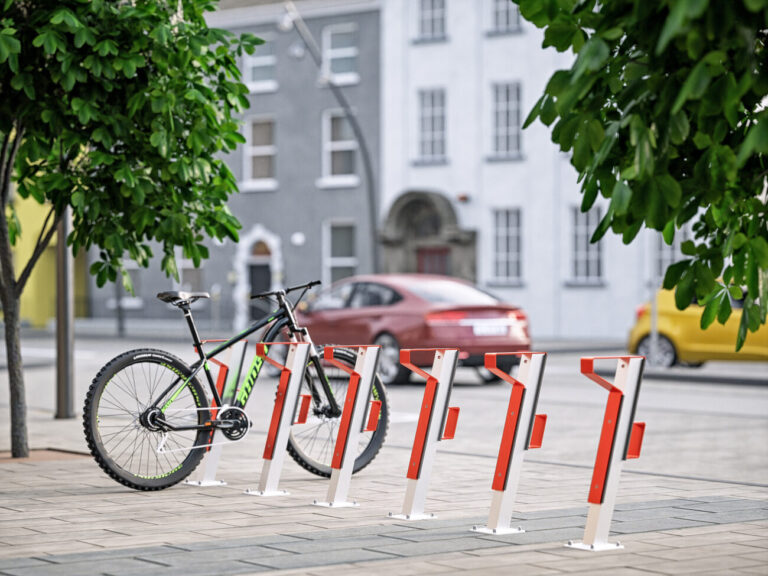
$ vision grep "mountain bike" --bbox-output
[83,280,390,491]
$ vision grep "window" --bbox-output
[243,118,276,191]
[312,282,354,311]
[243,38,277,93]
[324,222,358,285]
[349,283,402,308]
[418,89,446,162]
[319,110,359,188]
[572,207,603,283]
[418,0,446,41]
[493,208,522,282]
[492,83,522,157]
[491,0,521,33]
[322,24,359,85]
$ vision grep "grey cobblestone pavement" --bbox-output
[1,337,767,574]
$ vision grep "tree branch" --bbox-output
[14,207,62,298]
[1,123,24,207]
[0,130,11,206]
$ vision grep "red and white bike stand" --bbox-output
[314,345,382,508]
[244,341,311,497]
[185,339,248,487]
[472,352,548,535]
[566,355,646,551]
[390,348,460,521]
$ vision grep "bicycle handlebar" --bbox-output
[249,280,321,300]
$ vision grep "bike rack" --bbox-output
[314,345,382,508]
[472,352,547,534]
[184,339,248,487]
[244,341,311,497]
[390,348,460,520]
[566,355,646,551]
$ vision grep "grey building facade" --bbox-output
[89,0,381,332]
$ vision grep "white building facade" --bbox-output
[379,0,667,340]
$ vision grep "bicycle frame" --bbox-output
[151,291,340,432]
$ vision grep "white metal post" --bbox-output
[245,342,311,497]
[566,356,646,551]
[314,345,381,508]
[184,340,245,487]
[472,352,547,535]
[390,348,459,520]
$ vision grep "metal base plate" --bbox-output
[313,500,359,508]
[388,512,436,521]
[565,540,623,552]
[244,489,290,497]
[184,480,227,487]
[471,525,524,535]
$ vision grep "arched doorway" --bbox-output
[381,191,476,282]
[233,225,283,331]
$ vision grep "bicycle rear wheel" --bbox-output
[287,347,389,477]
[83,349,210,491]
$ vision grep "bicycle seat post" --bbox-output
[181,304,205,357]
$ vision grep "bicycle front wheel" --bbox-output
[83,349,210,491]
[287,347,390,477]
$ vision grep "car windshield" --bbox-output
[405,280,499,305]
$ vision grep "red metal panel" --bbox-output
[331,373,361,469]
[491,384,525,491]
[364,400,381,432]
[262,368,291,460]
[588,389,623,504]
[294,394,311,425]
[528,414,547,449]
[407,376,439,480]
[626,422,645,459]
[441,407,460,440]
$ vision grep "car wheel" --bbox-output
[373,333,409,385]
[637,335,677,368]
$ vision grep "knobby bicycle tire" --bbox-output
[83,349,210,491]
[286,347,390,477]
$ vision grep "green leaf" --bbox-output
[675,269,695,309]
[751,237,768,267]
[611,180,631,215]
[672,61,711,114]
[716,290,732,324]
[572,37,609,80]
[662,221,676,245]
[668,111,690,145]
[656,174,682,207]
[663,260,691,290]
[736,307,749,351]
[0,29,21,63]
[701,290,721,329]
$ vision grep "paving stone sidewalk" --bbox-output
[0,443,766,576]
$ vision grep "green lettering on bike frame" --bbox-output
[236,344,268,405]
[161,375,195,413]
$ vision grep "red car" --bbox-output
[296,274,531,384]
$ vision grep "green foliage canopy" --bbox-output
[0,0,260,290]
[521,0,768,349]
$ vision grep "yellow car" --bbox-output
[628,289,768,367]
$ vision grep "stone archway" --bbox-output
[381,191,476,282]
[233,224,283,331]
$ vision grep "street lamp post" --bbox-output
[280,1,379,273]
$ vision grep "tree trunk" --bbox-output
[1,292,28,458]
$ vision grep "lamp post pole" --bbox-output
[282,1,379,273]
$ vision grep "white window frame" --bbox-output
[322,220,358,286]
[491,0,521,33]
[571,207,604,284]
[241,116,277,192]
[418,0,447,41]
[492,82,522,158]
[243,36,277,94]
[317,109,360,189]
[492,208,523,284]
[418,88,447,162]
[321,23,360,86]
